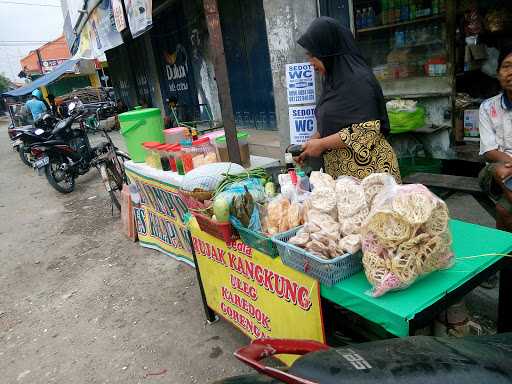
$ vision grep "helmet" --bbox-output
[31,89,43,99]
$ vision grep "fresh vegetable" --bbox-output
[214,167,268,196]
[213,197,230,223]
[230,186,254,227]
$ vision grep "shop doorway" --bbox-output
[219,0,276,130]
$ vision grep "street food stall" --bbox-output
[119,106,512,365]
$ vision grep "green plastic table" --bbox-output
[321,220,512,337]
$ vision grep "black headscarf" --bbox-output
[297,17,390,137]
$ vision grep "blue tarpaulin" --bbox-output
[3,59,82,97]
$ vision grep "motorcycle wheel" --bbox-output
[45,156,75,193]
[18,145,32,167]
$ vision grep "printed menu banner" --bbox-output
[191,227,325,365]
[124,0,153,38]
[125,167,194,266]
[286,62,316,105]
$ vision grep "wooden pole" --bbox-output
[203,0,242,165]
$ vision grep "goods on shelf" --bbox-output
[361,183,453,297]
[386,99,426,133]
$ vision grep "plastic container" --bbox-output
[273,227,362,286]
[192,137,218,168]
[164,127,187,144]
[164,144,178,172]
[119,107,164,162]
[193,212,235,242]
[170,144,185,175]
[215,132,250,168]
[143,142,163,169]
[233,223,279,258]
[180,140,194,173]
[157,144,171,171]
[201,129,225,146]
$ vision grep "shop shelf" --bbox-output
[273,227,362,286]
[357,14,445,34]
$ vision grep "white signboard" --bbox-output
[289,105,317,145]
[286,62,316,105]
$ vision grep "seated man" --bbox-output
[479,46,512,232]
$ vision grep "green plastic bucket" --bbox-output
[119,107,164,162]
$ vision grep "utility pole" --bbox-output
[203,0,241,165]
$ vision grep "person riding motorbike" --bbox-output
[25,89,47,121]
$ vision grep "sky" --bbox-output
[0,0,64,81]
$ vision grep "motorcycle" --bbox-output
[11,114,57,167]
[216,334,512,384]
[30,102,130,210]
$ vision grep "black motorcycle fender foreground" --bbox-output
[215,333,512,384]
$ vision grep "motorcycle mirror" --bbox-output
[68,102,76,113]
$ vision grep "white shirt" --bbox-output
[479,93,512,156]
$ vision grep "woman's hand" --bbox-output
[295,138,326,164]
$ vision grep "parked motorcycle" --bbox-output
[10,114,57,166]
[216,334,512,383]
[30,102,130,210]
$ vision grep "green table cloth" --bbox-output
[321,220,512,337]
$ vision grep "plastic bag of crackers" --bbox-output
[361,182,454,297]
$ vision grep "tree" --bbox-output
[0,73,11,94]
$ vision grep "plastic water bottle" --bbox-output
[368,7,376,27]
[356,9,362,29]
[297,171,311,193]
[362,8,368,28]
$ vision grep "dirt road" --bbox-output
[0,118,250,384]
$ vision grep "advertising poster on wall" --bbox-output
[289,105,317,145]
[191,227,325,365]
[124,0,153,38]
[286,62,316,105]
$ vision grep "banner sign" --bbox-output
[124,0,153,38]
[112,0,127,32]
[286,62,316,105]
[289,105,317,145]
[88,0,124,56]
[42,59,67,73]
[76,0,124,59]
[191,228,325,365]
[125,167,194,266]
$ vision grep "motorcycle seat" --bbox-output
[93,142,110,152]
[32,140,67,147]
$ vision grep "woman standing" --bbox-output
[296,17,401,182]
